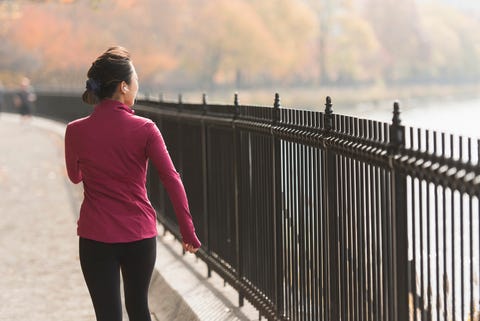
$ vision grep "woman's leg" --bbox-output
[119,237,157,321]
[79,237,123,321]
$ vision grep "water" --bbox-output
[354,97,480,140]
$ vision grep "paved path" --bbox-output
[0,113,259,321]
[0,114,95,320]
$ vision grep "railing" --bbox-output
[135,94,480,321]
[6,92,480,321]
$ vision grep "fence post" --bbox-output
[178,94,183,109]
[177,93,184,182]
[201,93,212,278]
[324,96,339,320]
[232,92,244,307]
[202,93,208,115]
[389,101,408,321]
[272,93,284,318]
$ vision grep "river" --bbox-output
[351,96,480,140]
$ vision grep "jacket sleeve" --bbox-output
[64,124,83,184]
[145,121,201,248]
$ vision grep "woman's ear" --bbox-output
[120,81,129,94]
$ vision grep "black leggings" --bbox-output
[79,237,157,321]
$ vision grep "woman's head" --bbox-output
[82,46,138,106]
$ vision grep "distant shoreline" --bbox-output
[171,83,480,112]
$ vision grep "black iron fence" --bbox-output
[5,92,479,321]
[135,94,480,321]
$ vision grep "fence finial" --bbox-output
[392,100,401,126]
[234,92,239,106]
[274,93,280,109]
[273,93,281,124]
[389,100,405,153]
[325,96,333,130]
[178,94,183,112]
[233,92,240,118]
[202,93,208,114]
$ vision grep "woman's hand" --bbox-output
[182,242,199,254]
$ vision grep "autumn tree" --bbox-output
[326,11,382,84]
[248,0,317,84]
[177,0,316,89]
[301,0,358,85]
[171,0,274,89]
[417,3,480,83]
[3,0,186,88]
[363,0,427,83]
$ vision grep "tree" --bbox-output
[302,0,356,85]
[178,0,307,89]
[248,0,317,84]
[172,0,318,89]
[416,3,480,83]
[363,0,426,83]
[326,12,382,84]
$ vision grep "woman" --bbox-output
[65,46,201,321]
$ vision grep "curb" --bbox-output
[152,226,258,321]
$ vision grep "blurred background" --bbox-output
[1,0,479,123]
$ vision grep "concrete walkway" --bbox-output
[0,113,258,321]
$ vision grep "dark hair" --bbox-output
[82,46,133,105]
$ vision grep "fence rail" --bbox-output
[7,92,480,321]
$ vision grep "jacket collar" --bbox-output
[94,99,134,114]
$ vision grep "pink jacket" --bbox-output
[64,99,200,247]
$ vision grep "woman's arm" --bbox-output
[145,122,201,249]
[64,125,83,184]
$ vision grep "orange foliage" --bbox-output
[9,3,99,71]
[3,0,321,87]
[116,0,137,9]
